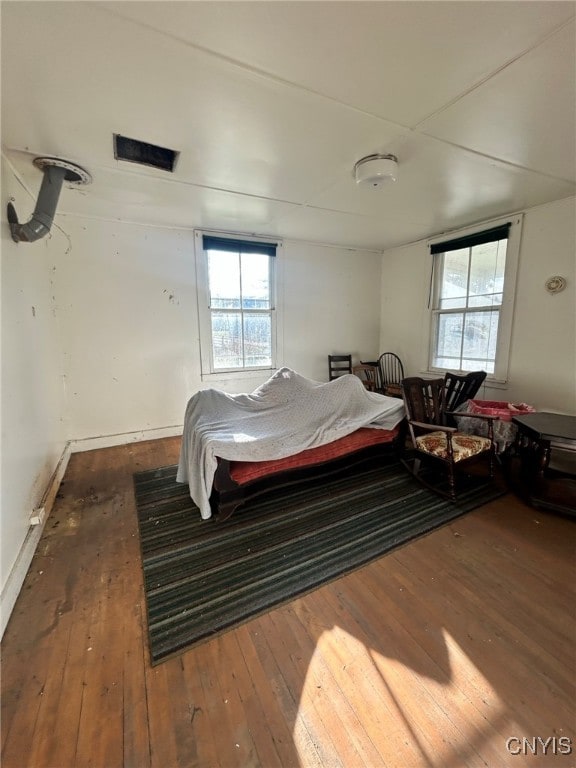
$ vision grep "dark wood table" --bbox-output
[511,412,576,516]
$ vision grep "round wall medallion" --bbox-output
[545,275,567,294]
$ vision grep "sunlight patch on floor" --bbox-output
[368,628,514,768]
[293,625,520,768]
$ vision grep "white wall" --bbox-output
[1,156,68,627]
[282,241,381,381]
[379,196,576,414]
[56,220,198,441]
[54,218,382,443]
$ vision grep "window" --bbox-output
[428,217,521,382]
[196,232,281,376]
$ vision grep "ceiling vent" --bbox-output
[113,134,179,172]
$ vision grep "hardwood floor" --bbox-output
[2,437,575,768]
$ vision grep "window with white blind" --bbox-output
[195,231,282,377]
[428,216,522,382]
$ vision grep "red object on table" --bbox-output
[468,400,535,422]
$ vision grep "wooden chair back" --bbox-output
[377,352,405,397]
[443,370,487,425]
[401,377,446,433]
[352,364,378,391]
[328,354,352,380]
[444,370,486,410]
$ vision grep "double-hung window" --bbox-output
[196,232,280,376]
[428,217,521,382]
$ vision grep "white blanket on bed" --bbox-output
[176,367,405,519]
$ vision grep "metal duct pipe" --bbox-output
[7,157,91,244]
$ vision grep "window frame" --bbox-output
[195,230,283,381]
[426,215,522,384]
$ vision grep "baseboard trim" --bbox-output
[0,442,71,639]
[70,424,183,453]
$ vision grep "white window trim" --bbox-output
[424,214,523,385]
[195,229,284,382]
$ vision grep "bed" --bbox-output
[176,367,406,520]
[210,423,403,519]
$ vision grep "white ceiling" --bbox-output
[2,1,575,251]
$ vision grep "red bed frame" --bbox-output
[209,424,404,520]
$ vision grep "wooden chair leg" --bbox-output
[447,464,457,500]
[489,447,495,478]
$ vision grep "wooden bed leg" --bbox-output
[216,499,242,522]
[212,458,245,521]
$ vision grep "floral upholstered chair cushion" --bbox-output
[415,431,491,461]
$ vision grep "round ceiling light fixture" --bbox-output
[354,153,398,188]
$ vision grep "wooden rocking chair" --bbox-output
[401,376,497,500]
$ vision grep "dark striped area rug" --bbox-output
[134,462,505,664]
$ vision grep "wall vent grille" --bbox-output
[113,134,179,172]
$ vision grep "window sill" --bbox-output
[201,368,276,384]
[420,370,508,389]
[483,378,509,390]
